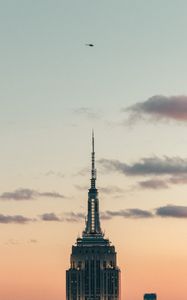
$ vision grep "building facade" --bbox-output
[144,294,157,300]
[66,133,121,300]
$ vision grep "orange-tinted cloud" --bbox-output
[0,188,64,201]
[0,214,34,224]
[156,205,187,218]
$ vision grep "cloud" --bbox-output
[2,205,187,225]
[73,107,101,120]
[74,167,89,177]
[138,179,169,189]
[40,213,61,221]
[103,209,153,219]
[0,189,36,200]
[64,212,85,222]
[0,214,33,224]
[39,192,64,198]
[29,239,38,243]
[123,95,187,123]
[5,238,38,245]
[31,206,187,222]
[169,175,187,184]
[40,212,85,223]
[5,239,20,245]
[156,205,187,218]
[74,185,87,191]
[103,206,187,219]
[0,188,64,201]
[138,175,187,190]
[99,156,187,177]
[41,209,153,222]
[100,213,114,220]
[99,186,124,194]
[45,171,64,178]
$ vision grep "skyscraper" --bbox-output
[144,293,157,300]
[66,132,121,300]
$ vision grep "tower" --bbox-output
[66,132,121,300]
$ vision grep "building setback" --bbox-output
[66,133,121,300]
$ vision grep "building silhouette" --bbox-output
[144,293,157,300]
[66,132,121,300]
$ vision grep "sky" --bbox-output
[0,1,187,300]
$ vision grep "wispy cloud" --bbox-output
[39,210,153,222]
[39,192,64,198]
[0,188,64,201]
[45,171,64,178]
[64,212,85,222]
[29,239,38,243]
[102,209,154,219]
[98,156,187,177]
[123,95,187,123]
[73,107,101,120]
[74,185,87,191]
[40,212,85,223]
[138,175,187,190]
[99,186,124,194]
[1,205,187,225]
[0,214,33,224]
[0,189,35,200]
[5,238,38,245]
[156,205,187,218]
[5,239,20,245]
[74,167,89,177]
[102,206,187,219]
[138,179,169,189]
[169,175,187,184]
[40,213,61,221]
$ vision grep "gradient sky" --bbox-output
[1,1,187,300]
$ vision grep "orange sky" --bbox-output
[0,214,187,300]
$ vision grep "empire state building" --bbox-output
[66,133,121,300]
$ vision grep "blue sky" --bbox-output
[1,0,187,194]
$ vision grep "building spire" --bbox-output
[83,131,102,236]
[91,129,96,189]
